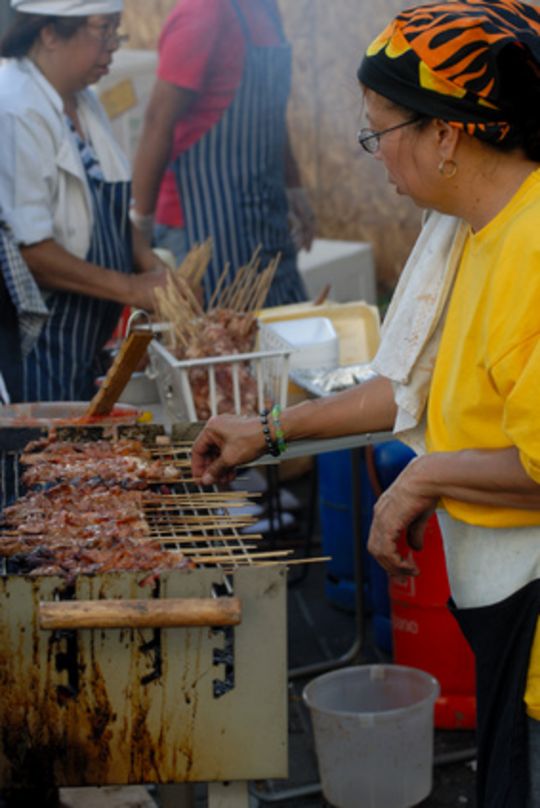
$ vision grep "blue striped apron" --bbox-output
[174,0,307,308]
[22,122,132,402]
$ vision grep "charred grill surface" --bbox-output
[0,428,268,578]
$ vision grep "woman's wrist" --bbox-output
[129,205,155,242]
[259,405,288,457]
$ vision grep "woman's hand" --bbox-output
[367,457,438,579]
[191,414,267,485]
[367,445,540,579]
[287,187,316,251]
[127,266,168,312]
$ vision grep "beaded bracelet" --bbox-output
[270,404,287,455]
[259,409,280,457]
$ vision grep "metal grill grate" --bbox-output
[0,433,294,577]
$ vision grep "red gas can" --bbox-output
[390,513,477,729]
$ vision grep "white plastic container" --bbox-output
[259,317,339,370]
[303,664,439,808]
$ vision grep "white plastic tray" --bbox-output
[259,317,339,370]
[257,301,381,365]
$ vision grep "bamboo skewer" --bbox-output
[0,532,265,544]
[187,549,292,565]
[143,502,257,512]
[151,241,284,422]
[252,556,333,567]
[147,515,256,523]
[144,534,264,544]
[142,491,261,502]
[207,261,230,310]
[177,545,259,556]
[149,525,254,535]
[177,239,212,290]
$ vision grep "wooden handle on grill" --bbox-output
[39,597,242,630]
[86,330,153,417]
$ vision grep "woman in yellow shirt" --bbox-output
[190,1,540,805]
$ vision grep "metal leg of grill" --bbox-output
[288,447,365,681]
[208,781,249,807]
[250,781,322,804]
[253,451,367,804]
[155,784,195,807]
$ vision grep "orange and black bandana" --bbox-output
[357,0,540,144]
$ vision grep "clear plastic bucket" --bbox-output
[303,664,439,808]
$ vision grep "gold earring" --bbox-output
[438,159,457,178]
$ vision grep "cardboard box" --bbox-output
[297,239,376,305]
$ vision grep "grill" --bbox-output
[0,423,288,791]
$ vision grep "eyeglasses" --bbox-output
[85,21,129,47]
[357,116,423,154]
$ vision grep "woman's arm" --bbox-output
[20,239,166,311]
[368,447,540,579]
[191,375,396,484]
[131,80,196,224]
[131,225,169,275]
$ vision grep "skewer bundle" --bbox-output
[152,241,282,419]
[153,240,279,353]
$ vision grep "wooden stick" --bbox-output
[208,262,231,310]
[187,549,292,565]
[140,534,263,544]
[251,258,280,312]
[191,240,213,288]
[143,499,258,510]
[227,257,261,312]
[86,331,153,416]
[142,491,261,500]
[149,524,255,534]
[235,258,262,312]
[178,545,258,555]
[247,556,332,568]
[39,596,242,630]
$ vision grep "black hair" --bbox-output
[494,45,540,161]
[0,12,87,58]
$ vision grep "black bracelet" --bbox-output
[259,409,280,457]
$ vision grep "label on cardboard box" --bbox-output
[100,79,138,120]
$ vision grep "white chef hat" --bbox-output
[11,0,123,15]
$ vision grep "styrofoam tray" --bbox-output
[259,317,339,370]
[257,301,381,365]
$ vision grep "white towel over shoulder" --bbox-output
[372,212,468,453]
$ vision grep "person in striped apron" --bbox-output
[0,210,50,403]
[0,0,168,402]
[131,0,315,308]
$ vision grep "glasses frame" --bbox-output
[84,21,129,48]
[357,116,424,154]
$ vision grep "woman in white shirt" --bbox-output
[0,0,167,401]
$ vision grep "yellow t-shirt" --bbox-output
[426,169,540,527]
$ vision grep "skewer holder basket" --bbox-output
[148,334,293,423]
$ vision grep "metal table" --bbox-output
[257,430,394,679]
[130,404,396,806]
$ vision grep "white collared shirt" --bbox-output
[0,58,130,259]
